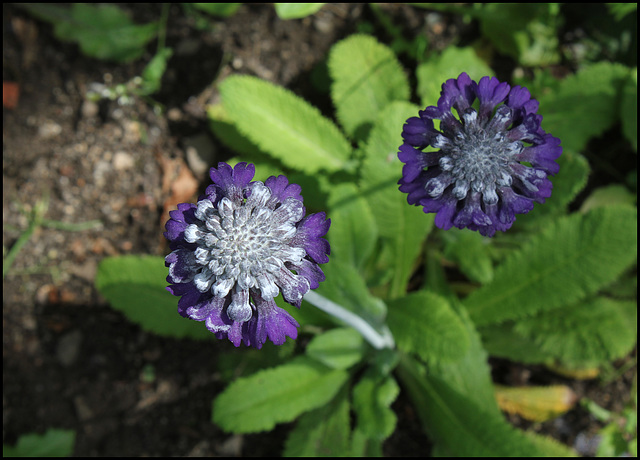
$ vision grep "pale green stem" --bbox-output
[304,290,395,350]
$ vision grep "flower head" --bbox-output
[398,72,562,236]
[164,162,330,348]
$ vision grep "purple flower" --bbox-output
[398,72,562,237]
[164,162,330,349]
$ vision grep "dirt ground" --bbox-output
[3,3,635,456]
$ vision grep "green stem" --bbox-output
[304,290,395,350]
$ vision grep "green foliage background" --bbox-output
[14,2,636,457]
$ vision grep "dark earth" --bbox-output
[3,3,635,456]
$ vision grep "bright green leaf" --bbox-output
[512,297,637,368]
[513,149,590,228]
[538,62,631,154]
[387,290,470,363]
[352,373,399,441]
[96,255,213,340]
[220,75,352,173]
[212,356,349,433]
[329,34,410,140]
[425,303,500,415]
[396,356,576,456]
[361,101,433,297]
[327,183,378,271]
[275,3,325,19]
[139,47,173,95]
[580,184,637,213]
[283,383,351,456]
[3,429,75,457]
[464,206,638,326]
[207,103,267,159]
[306,328,366,370]
[443,230,494,284]
[20,4,158,63]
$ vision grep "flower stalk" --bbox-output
[304,290,395,350]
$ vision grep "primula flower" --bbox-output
[398,72,562,237]
[164,162,330,349]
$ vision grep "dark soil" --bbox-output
[3,3,635,457]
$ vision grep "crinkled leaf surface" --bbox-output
[514,149,590,228]
[213,356,348,433]
[361,101,432,297]
[464,206,638,326]
[387,291,470,363]
[511,297,637,367]
[305,328,366,370]
[283,383,351,456]
[329,34,409,140]
[220,75,352,173]
[538,62,631,154]
[397,356,576,456]
[96,255,212,340]
[352,373,399,441]
[443,230,494,284]
[327,182,378,271]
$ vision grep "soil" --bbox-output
[3,3,636,457]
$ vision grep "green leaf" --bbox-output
[138,47,173,95]
[283,383,351,456]
[477,322,551,365]
[464,206,638,326]
[191,3,242,17]
[425,302,500,415]
[306,328,366,370]
[207,103,267,159]
[219,75,352,173]
[275,3,325,19]
[212,356,349,433]
[329,34,409,141]
[607,2,637,21]
[314,259,387,330]
[396,356,576,456]
[352,373,399,441]
[511,297,637,368]
[96,255,213,340]
[580,184,637,213]
[349,428,384,456]
[3,429,76,457]
[327,183,378,271]
[620,67,637,152]
[416,46,493,108]
[20,4,158,63]
[360,101,433,297]
[538,62,631,154]
[387,290,470,363]
[478,3,561,66]
[513,149,590,228]
[443,230,494,284]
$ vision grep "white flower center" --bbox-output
[184,182,306,299]
[434,107,523,204]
